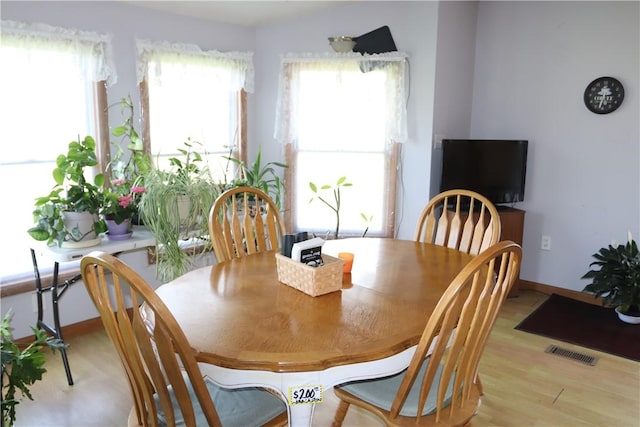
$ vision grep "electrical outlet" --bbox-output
[434,134,444,150]
[541,235,552,251]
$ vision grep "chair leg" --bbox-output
[476,374,484,396]
[331,400,350,427]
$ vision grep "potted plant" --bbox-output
[138,139,220,281]
[224,146,287,209]
[27,135,106,247]
[106,95,152,225]
[101,178,145,239]
[582,231,640,324]
[1,311,65,426]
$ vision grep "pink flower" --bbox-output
[131,186,146,194]
[118,194,133,209]
[112,179,125,186]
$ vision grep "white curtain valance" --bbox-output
[136,39,254,93]
[1,20,117,86]
[274,52,409,144]
[279,51,408,64]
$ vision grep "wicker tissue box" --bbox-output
[275,253,344,297]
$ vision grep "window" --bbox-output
[136,40,254,184]
[0,21,115,285]
[275,53,408,238]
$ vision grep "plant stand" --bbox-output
[29,228,155,385]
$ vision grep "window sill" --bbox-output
[0,269,80,298]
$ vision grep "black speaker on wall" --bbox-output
[353,26,397,55]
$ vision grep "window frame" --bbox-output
[0,81,109,295]
[138,80,247,170]
[277,54,409,238]
[283,142,399,238]
[1,20,115,292]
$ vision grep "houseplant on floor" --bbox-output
[138,139,220,281]
[582,231,640,324]
[27,135,106,247]
[1,311,65,426]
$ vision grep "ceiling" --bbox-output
[122,1,344,27]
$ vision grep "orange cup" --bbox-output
[338,252,354,274]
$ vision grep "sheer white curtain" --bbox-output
[274,52,409,237]
[1,20,116,86]
[136,39,253,183]
[136,39,253,92]
[274,52,408,146]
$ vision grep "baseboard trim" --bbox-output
[519,280,603,306]
[14,315,103,343]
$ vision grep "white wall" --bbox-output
[430,1,479,196]
[470,1,640,291]
[253,1,440,239]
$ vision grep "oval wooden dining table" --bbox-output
[153,238,474,426]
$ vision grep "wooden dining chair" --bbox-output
[332,240,522,427]
[209,186,285,263]
[414,189,501,255]
[80,251,288,427]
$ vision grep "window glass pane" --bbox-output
[297,70,387,152]
[147,59,238,184]
[295,152,385,236]
[290,65,395,237]
[0,42,96,282]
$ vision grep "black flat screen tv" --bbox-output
[440,139,528,206]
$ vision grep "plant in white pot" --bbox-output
[27,136,106,247]
[138,139,221,281]
[582,231,640,324]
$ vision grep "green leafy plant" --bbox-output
[27,136,106,246]
[101,178,145,225]
[582,232,640,315]
[138,139,220,281]
[106,96,152,227]
[361,213,373,238]
[1,311,66,426]
[224,146,287,209]
[308,176,353,240]
[107,95,152,189]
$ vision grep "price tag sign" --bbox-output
[288,385,323,405]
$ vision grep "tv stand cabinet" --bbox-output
[497,207,525,297]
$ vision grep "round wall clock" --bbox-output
[583,76,624,114]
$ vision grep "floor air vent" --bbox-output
[544,345,598,366]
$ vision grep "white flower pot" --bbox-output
[615,307,640,324]
[61,211,101,248]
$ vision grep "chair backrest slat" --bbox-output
[415,189,501,255]
[389,241,521,424]
[81,253,224,427]
[209,186,285,263]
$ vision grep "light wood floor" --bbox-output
[12,290,640,426]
